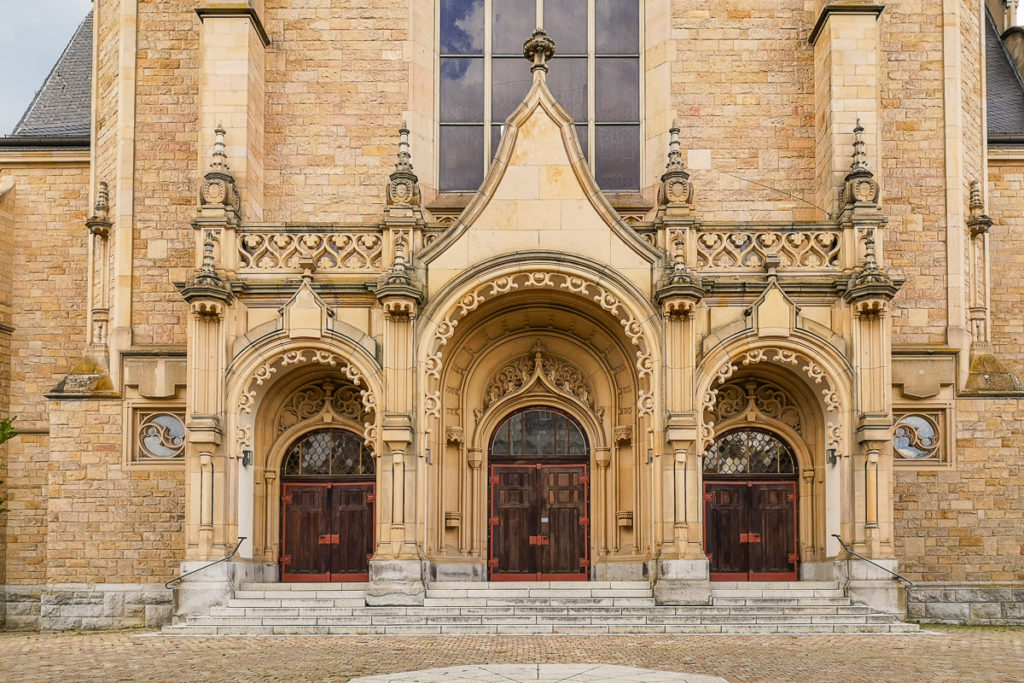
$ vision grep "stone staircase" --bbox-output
[162,580,919,635]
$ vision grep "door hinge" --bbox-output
[281,554,292,566]
[579,558,590,569]
[788,552,799,564]
[787,492,797,502]
[579,517,589,527]
[489,475,499,484]
[282,494,293,504]
[488,558,499,568]
[703,492,713,502]
[366,493,376,503]
[489,516,499,526]
[579,475,589,485]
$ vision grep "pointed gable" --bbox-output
[422,30,659,296]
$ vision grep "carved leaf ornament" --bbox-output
[701,347,842,452]
[484,345,596,411]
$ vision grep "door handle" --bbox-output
[318,534,340,545]
[740,533,761,543]
[528,535,550,546]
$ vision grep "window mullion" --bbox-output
[483,0,493,171]
[587,0,596,172]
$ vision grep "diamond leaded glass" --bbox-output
[703,429,796,476]
[282,428,375,478]
[489,408,588,458]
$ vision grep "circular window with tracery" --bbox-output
[703,429,797,476]
[282,428,375,478]
[893,414,940,460]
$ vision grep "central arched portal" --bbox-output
[703,428,799,581]
[488,408,590,581]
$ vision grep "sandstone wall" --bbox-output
[988,161,1024,379]
[894,398,1024,583]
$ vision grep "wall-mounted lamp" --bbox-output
[825,448,838,466]
[241,449,253,467]
[647,448,654,465]
[425,447,433,465]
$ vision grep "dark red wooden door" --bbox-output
[489,464,589,580]
[282,482,374,582]
[704,483,747,579]
[330,483,375,580]
[749,483,797,580]
[281,483,331,581]
[704,481,797,580]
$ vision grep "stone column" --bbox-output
[368,128,427,605]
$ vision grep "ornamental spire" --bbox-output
[967,179,993,236]
[386,122,421,206]
[849,118,869,174]
[665,120,685,174]
[210,124,229,173]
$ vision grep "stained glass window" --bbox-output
[703,429,797,476]
[282,429,375,477]
[490,408,588,458]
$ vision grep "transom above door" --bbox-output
[280,428,375,582]
[703,429,799,581]
[488,408,590,580]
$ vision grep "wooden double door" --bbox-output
[280,481,374,582]
[704,480,798,581]
[488,464,589,580]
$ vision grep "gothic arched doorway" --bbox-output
[703,428,799,581]
[280,428,375,582]
[488,407,590,581]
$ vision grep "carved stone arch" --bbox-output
[696,333,853,454]
[226,334,383,457]
[418,257,662,435]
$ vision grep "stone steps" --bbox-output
[162,580,921,636]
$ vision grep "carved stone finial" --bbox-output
[844,227,900,311]
[94,181,110,221]
[178,228,232,310]
[87,180,112,237]
[523,28,556,73]
[386,123,421,207]
[199,126,240,212]
[658,121,694,211]
[967,179,993,237]
[196,231,221,285]
[840,120,879,209]
[665,120,684,173]
[850,118,869,173]
[210,124,229,172]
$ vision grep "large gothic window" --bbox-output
[439,0,641,192]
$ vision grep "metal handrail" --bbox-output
[165,537,246,590]
[832,533,913,588]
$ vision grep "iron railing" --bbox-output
[165,537,247,590]
[831,533,913,590]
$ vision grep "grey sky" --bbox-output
[0,0,94,135]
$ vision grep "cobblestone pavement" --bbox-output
[1,626,1022,682]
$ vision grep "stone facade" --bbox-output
[1,1,1022,630]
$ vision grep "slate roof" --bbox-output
[8,10,92,138]
[986,10,1024,140]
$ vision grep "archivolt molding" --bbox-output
[700,344,847,452]
[233,348,380,453]
[423,270,657,430]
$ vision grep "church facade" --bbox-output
[1,0,1023,630]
